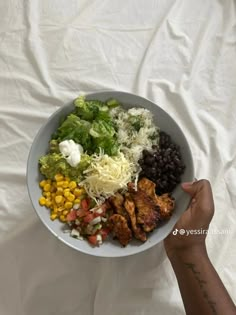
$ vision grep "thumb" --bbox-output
[182,180,214,210]
[181,181,196,197]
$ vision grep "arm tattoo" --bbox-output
[184,263,218,315]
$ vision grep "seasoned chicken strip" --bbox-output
[155,193,175,219]
[138,177,156,199]
[138,177,175,219]
[109,214,132,246]
[109,193,130,221]
[128,183,160,233]
[124,194,147,242]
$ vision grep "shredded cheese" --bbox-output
[80,151,134,199]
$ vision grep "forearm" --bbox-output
[169,246,236,315]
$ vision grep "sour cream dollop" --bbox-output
[59,140,83,167]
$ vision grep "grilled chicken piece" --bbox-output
[138,177,156,199]
[138,177,175,220]
[128,184,160,233]
[124,194,147,242]
[109,214,132,246]
[155,193,175,219]
[131,191,160,232]
[109,193,130,221]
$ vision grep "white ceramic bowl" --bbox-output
[27,91,194,257]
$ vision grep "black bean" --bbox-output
[162,180,167,187]
[143,149,149,157]
[145,155,155,165]
[151,167,157,174]
[164,149,170,157]
[153,162,158,169]
[139,132,185,194]
[174,157,180,164]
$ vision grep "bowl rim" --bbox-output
[27,90,194,257]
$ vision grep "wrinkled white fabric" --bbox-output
[0,0,235,314]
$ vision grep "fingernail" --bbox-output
[182,181,194,188]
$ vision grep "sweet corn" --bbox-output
[45,200,52,207]
[74,198,81,204]
[69,181,77,190]
[39,197,46,206]
[57,181,64,187]
[43,191,51,198]
[62,181,69,188]
[50,186,56,193]
[67,193,75,202]
[64,201,73,209]
[55,174,64,182]
[44,183,51,192]
[59,215,66,222]
[64,189,70,198]
[50,213,58,220]
[55,195,64,204]
[74,188,83,197]
[39,174,89,223]
[64,191,70,198]
[39,180,47,188]
[57,206,65,212]
[56,187,64,195]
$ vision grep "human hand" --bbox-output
[164,179,214,259]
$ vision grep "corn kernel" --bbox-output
[45,200,52,207]
[56,181,64,187]
[63,210,69,216]
[62,181,69,188]
[44,183,51,192]
[74,198,81,204]
[39,197,46,206]
[50,213,58,220]
[56,187,64,195]
[64,176,70,182]
[55,174,64,182]
[57,206,65,212]
[69,181,77,190]
[55,195,64,204]
[43,191,51,198]
[46,179,52,184]
[39,180,47,188]
[50,185,57,193]
[67,193,75,202]
[53,207,58,213]
[64,190,70,198]
[59,215,66,222]
[74,188,83,197]
[64,201,73,209]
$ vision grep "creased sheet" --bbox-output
[0,0,235,314]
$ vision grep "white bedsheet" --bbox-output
[0,1,235,314]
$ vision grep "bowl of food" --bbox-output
[27,91,194,257]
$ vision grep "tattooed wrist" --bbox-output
[184,262,218,315]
